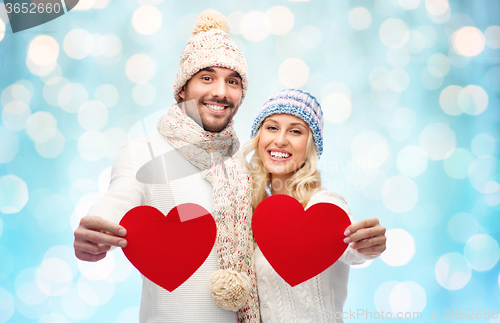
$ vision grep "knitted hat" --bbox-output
[174,9,248,103]
[250,89,324,157]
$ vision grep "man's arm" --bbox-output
[73,141,148,262]
[74,215,127,262]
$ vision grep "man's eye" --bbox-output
[228,80,239,85]
[202,76,212,81]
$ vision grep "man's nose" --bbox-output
[211,79,228,99]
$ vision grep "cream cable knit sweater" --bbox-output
[255,190,378,323]
[88,133,237,323]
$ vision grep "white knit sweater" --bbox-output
[255,190,377,323]
[88,133,237,323]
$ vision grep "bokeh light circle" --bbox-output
[117,307,140,323]
[26,111,57,142]
[125,54,156,84]
[78,275,115,305]
[485,25,500,49]
[1,101,31,131]
[0,175,29,214]
[379,18,410,48]
[104,128,128,159]
[61,287,97,320]
[386,47,410,68]
[485,67,500,91]
[439,85,463,115]
[241,11,270,42]
[458,85,488,115]
[58,83,89,113]
[390,281,426,314]
[427,53,450,76]
[78,101,108,130]
[1,83,32,107]
[435,252,471,290]
[396,145,428,177]
[38,257,74,296]
[398,0,421,10]
[278,58,309,88]
[276,33,305,59]
[380,228,415,266]
[321,93,351,123]
[77,252,115,280]
[35,129,65,158]
[421,66,443,90]
[447,212,479,243]
[388,108,417,141]
[28,35,59,67]
[78,130,109,161]
[0,244,14,280]
[468,156,499,193]
[406,30,427,54]
[425,0,449,15]
[95,84,119,108]
[0,287,15,323]
[266,6,294,35]
[464,234,500,271]
[299,26,322,49]
[36,195,73,233]
[419,123,456,160]
[132,83,156,106]
[452,26,485,57]
[471,133,496,157]
[349,7,372,30]
[0,126,19,164]
[132,5,162,35]
[387,68,410,92]
[351,131,389,169]
[443,148,475,179]
[382,176,418,213]
[418,25,438,48]
[64,29,93,59]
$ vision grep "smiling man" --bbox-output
[73,9,259,323]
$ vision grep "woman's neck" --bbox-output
[270,173,292,195]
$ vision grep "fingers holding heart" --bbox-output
[343,218,386,256]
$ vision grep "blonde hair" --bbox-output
[241,127,322,209]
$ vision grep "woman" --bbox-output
[242,89,386,323]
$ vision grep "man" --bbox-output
[74,9,259,323]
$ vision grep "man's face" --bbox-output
[179,67,243,133]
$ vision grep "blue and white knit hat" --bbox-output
[250,89,324,157]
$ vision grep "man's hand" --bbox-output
[343,218,386,256]
[74,215,128,262]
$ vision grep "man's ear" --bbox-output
[179,86,186,100]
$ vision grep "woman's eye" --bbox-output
[291,129,302,134]
[266,126,278,131]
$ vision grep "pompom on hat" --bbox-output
[250,89,324,157]
[174,9,248,103]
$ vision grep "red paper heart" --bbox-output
[252,194,351,287]
[120,204,216,292]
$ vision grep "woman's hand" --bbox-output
[343,218,386,256]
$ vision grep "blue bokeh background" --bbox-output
[0,0,499,322]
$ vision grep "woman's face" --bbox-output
[258,114,310,182]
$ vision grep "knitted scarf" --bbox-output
[157,104,259,323]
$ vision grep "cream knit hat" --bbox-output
[174,9,248,103]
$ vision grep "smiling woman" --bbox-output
[242,89,387,323]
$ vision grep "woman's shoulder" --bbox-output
[306,189,349,210]
[306,189,353,217]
